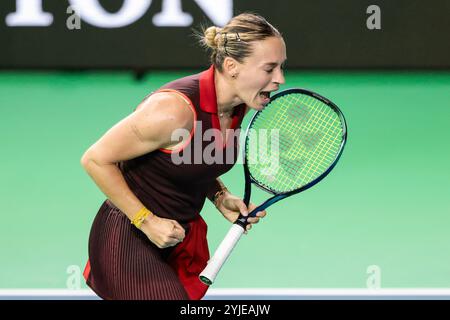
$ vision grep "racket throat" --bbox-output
[234,193,288,228]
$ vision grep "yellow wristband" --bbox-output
[131,207,151,229]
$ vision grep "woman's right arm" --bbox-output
[80,92,193,247]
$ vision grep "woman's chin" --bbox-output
[248,101,266,111]
[247,105,264,112]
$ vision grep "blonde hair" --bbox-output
[198,13,282,72]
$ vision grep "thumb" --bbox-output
[172,221,185,238]
[236,200,249,216]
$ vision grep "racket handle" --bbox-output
[199,223,245,285]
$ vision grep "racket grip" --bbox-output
[199,223,245,286]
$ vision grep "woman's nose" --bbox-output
[273,68,285,85]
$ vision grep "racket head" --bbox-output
[243,88,347,197]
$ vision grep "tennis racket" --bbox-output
[199,88,348,285]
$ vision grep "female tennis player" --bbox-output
[81,12,286,300]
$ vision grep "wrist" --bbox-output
[213,187,229,208]
[131,207,154,229]
[207,178,226,202]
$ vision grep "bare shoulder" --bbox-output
[81,91,195,165]
[131,91,195,144]
[136,91,194,131]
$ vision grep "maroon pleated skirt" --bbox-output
[84,200,209,300]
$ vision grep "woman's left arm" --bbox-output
[206,106,264,231]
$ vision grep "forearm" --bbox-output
[81,157,149,221]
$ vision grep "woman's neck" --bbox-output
[214,69,243,116]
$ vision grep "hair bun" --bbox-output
[203,26,222,49]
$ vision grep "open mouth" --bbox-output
[260,91,270,99]
[259,91,273,106]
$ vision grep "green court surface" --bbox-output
[0,70,449,290]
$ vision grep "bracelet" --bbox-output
[213,187,229,207]
[131,207,152,229]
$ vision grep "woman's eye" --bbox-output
[265,69,274,73]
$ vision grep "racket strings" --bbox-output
[296,95,342,179]
[246,92,344,193]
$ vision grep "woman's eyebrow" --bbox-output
[263,59,287,67]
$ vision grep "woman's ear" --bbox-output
[223,57,239,78]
